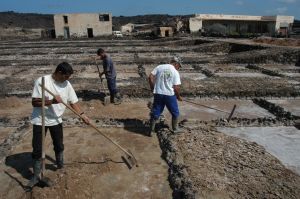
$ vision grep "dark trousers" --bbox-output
[106,77,118,96]
[32,124,64,160]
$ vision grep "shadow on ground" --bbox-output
[5,152,57,189]
[113,118,168,137]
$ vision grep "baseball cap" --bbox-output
[172,55,183,68]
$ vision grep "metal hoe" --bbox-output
[39,84,138,169]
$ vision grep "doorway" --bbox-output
[87,28,94,38]
[64,27,70,39]
[165,30,169,37]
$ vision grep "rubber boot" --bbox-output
[148,118,157,137]
[55,152,64,169]
[26,159,42,189]
[110,94,115,103]
[114,92,122,105]
[172,117,184,134]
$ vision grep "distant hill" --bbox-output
[113,14,192,30]
[0,11,298,30]
[0,11,191,30]
[0,11,54,28]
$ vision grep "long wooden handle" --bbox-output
[143,87,233,115]
[143,87,237,119]
[41,78,46,178]
[96,63,101,76]
[183,99,231,114]
[95,62,106,89]
[39,84,131,157]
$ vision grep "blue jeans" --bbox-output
[106,77,118,96]
[151,94,179,120]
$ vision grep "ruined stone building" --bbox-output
[121,23,135,34]
[54,13,112,38]
[156,27,174,37]
[189,14,294,37]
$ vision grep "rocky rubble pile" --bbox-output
[157,125,300,199]
[253,98,299,121]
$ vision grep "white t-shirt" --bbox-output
[151,64,181,96]
[31,74,78,126]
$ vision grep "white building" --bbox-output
[189,14,294,36]
[54,13,112,38]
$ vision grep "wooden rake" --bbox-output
[39,84,138,169]
[143,87,237,122]
[183,99,237,122]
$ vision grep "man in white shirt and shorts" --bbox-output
[148,56,183,137]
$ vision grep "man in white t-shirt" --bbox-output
[148,56,183,137]
[28,62,90,188]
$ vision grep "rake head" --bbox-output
[121,150,138,170]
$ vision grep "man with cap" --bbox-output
[148,56,183,137]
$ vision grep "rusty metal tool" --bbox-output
[39,84,138,169]
[95,62,110,105]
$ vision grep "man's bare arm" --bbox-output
[32,95,62,107]
[173,85,182,101]
[148,73,155,91]
[70,102,90,124]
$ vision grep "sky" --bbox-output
[0,0,299,19]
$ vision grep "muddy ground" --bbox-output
[0,37,300,198]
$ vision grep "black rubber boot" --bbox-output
[148,118,157,137]
[110,93,115,103]
[26,159,41,189]
[172,117,184,134]
[55,152,64,169]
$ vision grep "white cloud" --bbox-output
[277,0,296,3]
[236,1,244,5]
[276,7,288,14]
